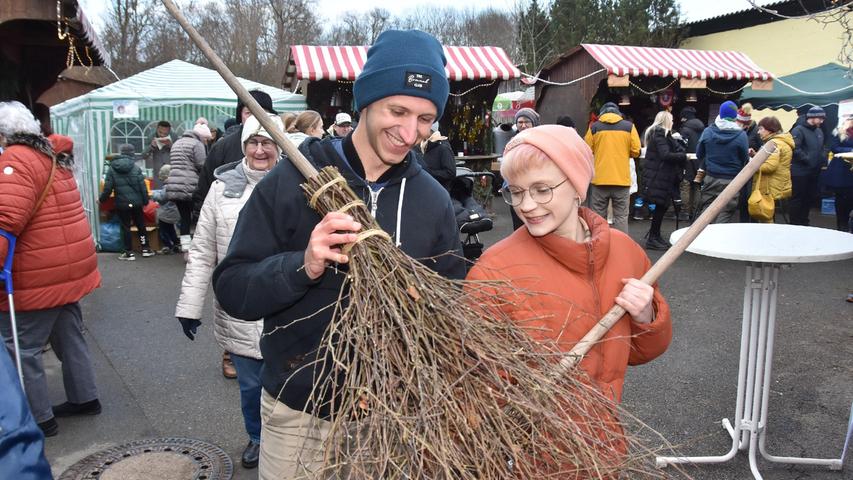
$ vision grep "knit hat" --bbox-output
[192,123,212,140]
[119,143,135,156]
[503,125,595,201]
[600,102,620,116]
[335,112,352,126]
[235,90,278,122]
[241,114,285,155]
[806,106,826,119]
[736,109,751,123]
[353,30,449,119]
[719,101,738,120]
[514,108,540,127]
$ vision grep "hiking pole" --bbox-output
[0,229,25,390]
[560,141,777,373]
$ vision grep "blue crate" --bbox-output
[821,197,835,215]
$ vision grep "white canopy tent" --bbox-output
[51,59,306,243]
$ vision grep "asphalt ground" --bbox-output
[42,203,852,480]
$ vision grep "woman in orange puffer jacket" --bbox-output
[467,125,672,477]
[0,101,101,438]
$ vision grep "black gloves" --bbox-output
[177,317,202,340]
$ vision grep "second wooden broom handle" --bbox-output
[557,140,777,374]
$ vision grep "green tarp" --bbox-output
[50,60,306,244]
[740,63,853,110]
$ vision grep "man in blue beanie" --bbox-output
[212,29,465,479]
[694,101,750,223]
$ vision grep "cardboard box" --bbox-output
[130,226,161,252]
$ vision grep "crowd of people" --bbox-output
[0,26,850,478]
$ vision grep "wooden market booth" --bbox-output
[535,44,774,137]
[283,44,521,157]
[0,0,109,106]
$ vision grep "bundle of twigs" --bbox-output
[301,168,662,478]
[162,1,774,477]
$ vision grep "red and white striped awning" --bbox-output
[582,44,773,81]
[290,45,521,82]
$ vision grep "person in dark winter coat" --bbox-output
[212,29,465,479]
[826,118,853,232]
[193,90,278,216]
[736,104,763,154]
[641,111,687,250]
[696,101,750,223]
[678,106,704,154]
[100,144,152,259]
[678,106,705,218]
[165,127,208,251]
[789,106,827,225]
[415,129,456,189]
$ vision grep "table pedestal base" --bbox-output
[655,264,844,479]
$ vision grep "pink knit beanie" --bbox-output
[503,125,595,201]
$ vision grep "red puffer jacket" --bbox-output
[0,134,100,312]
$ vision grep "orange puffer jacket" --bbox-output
[467,207,672,403]
[0,135,100,312]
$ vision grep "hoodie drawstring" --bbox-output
[395,178,406,247]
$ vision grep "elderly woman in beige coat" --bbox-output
[174,114,282,470]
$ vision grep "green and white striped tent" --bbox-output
[50,59,306,243]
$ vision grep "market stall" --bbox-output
[535,44,774,136]
[283,44,521,155]
[51,59,306,242]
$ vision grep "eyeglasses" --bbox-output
[501,179,568,207]
[245,139,277,151]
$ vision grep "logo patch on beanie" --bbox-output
[405,72,432,92]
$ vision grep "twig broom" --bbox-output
[162,1,774,477]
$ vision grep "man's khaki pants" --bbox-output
[259,390,331,480]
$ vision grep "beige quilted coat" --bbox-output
[175,160,267,359]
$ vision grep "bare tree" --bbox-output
[102,0,157,76]
[324,8,392,45]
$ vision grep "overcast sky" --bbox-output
[78,0,774,32]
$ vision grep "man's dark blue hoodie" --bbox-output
[696,119,749,179]
[212,133,465,418]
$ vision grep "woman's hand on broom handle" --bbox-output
[304,212,362,280]
[615,278,654,325]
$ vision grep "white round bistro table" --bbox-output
[656,223,853,479]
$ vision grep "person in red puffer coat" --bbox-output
[0,101,101,438]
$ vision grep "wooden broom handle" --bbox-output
[161,0,318,180]
[557,140,777,374]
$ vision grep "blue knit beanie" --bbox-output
[353,30,449,119]
[719,101,738,120]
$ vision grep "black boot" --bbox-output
[645,231,670,251]
[241,440,260,469]
[53,398,102,417]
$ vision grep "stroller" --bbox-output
[449,167,494,267]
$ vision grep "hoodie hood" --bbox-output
[213,159,270,198]
[714,115,741,131]
[110,155,136,174]
[705,117,747,146]
[770,132,795,150]
[598,112,624,124]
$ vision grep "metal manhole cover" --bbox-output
[59,437,233,480]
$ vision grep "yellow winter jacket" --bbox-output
[753,133,794,201]
[584,113,642,187]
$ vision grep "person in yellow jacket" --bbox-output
[584,102,641,233]
[751,116,793,223]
